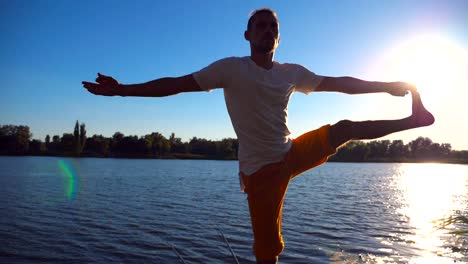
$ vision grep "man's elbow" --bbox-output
[315,77,339,92]
[175,74,203,93]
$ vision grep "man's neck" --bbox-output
[250,52,275,70]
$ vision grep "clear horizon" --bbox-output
[1,1,467,150]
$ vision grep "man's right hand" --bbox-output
[386,82,416,97]
[82,73,121,96]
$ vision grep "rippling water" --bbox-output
[0,157,467,263]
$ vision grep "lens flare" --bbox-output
[58,160,77,200]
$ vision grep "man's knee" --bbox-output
[330,119,355,148]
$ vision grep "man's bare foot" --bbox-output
[411,91,435,127]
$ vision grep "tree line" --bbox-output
[328,138,467,163]
[1,122,467,164]
[0,121,238,160]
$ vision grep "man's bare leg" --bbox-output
[329,91,434,148]
[257,257,278,264]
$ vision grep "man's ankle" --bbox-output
[257,256,278,264]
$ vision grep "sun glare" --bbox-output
[395,163,468,261]
[367,34,468,149]
[374,35,468,100]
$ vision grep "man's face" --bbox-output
[246,12,280,54]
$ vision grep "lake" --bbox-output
[0,157,467,263]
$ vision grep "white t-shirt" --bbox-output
[193,56,323,189]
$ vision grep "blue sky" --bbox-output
[1,1,467,150]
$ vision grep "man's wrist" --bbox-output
[380,82,394,93]
[117,83,127,97]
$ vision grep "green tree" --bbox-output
[29,139,46,155]
[145,132,166,157]
[0,125,16,154]
[440,143,452,156]
[409,137,433,159]
[61,133,75,154]
[16,125,31,155]
[83,135,110,156]
[111,132,124,154]
[388,140,408,160]
[74,121,79,153]
[216,138,238,159]
[73,121,87,156]
[367,140,390,159]
[169,132,186,153]
[331,141,369,162]
[46,135,61,154]
[80,123,87,152]
[450,150,468,164]
[0,125,31,155]
[189,137,218,157]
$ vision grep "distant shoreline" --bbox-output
[1,123,467,165]
[1,154,467,165]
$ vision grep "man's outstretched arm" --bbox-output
[315,76,415,97]
[82,73,202,97]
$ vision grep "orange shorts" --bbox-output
[241,125,336,261]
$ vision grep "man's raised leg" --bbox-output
[329,91,434,148]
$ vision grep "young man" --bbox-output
[83,8,434,264]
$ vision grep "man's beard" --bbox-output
[253,42,277,54]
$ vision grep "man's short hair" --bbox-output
[247,8,278,31]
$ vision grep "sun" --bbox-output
[365,34,468,149]
[374,34,468,99]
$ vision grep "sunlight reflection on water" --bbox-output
[394,163,467,263]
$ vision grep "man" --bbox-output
[83,8,434,264]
